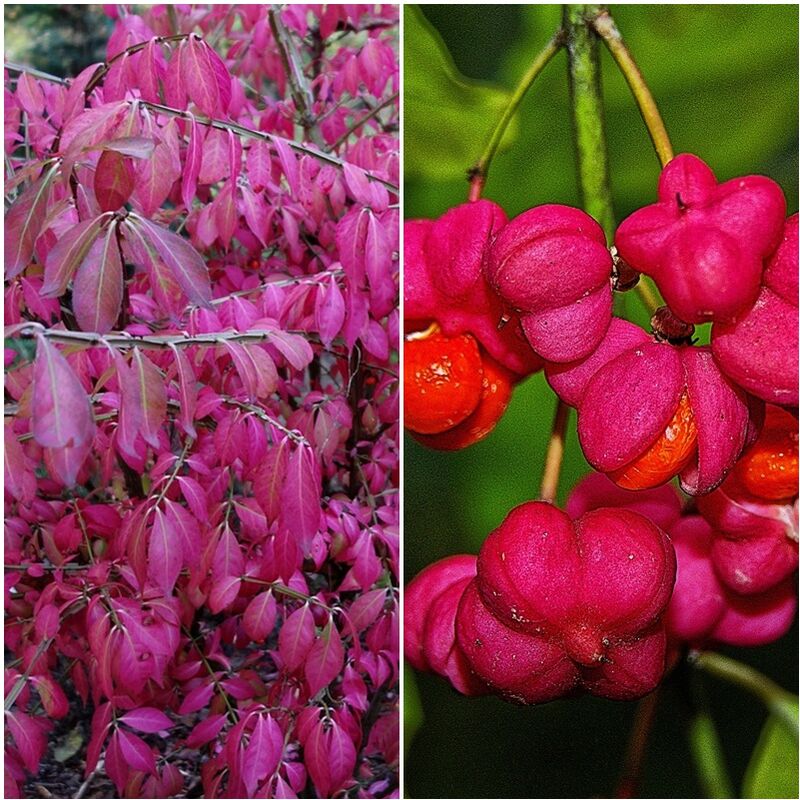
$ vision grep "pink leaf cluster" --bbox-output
[5,5,398,798]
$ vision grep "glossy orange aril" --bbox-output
[404,330,483,435]
[735,406,798,501]
[611,392,698,490]
[414,354,514,451]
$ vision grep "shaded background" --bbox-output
[404,4,798,798]
[4,5,111,77]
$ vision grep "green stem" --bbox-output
[692,651,799,738]
[689,672,734,799]
[468,31,564,201]
[591,9,674,167]
[563,4,614,240]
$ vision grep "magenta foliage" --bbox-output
[4,6,398,798]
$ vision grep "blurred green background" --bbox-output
[4,5,111,77]
[404,4,798,798]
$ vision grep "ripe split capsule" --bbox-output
[611,393,698,490]
[404,326,514,449]
[734,405,798,501]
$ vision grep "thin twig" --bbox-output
[469,31,564,201]
[267,5,325,147]
[616,687,661,798]
[539,400,569,503]
[591,10,674,167]
[11,323,302,351]
[328,91,399,152]
[74,763,101,800]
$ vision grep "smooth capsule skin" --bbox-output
[611,393,698,490]
[404,331,483,435]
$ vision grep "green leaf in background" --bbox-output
[404,4,519,181]
[742,698,799,799]
[403,664,424,754]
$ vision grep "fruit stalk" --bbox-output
[539,399,569,503]
[468,31,564,201]
[592,9,674,167]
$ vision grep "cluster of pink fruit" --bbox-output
[405,154,798,704]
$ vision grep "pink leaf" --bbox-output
[100,136,157,158]
[327,721,357,793]
[304,716,331,798]
[119,707,173,733]
[177,475,208,520]
[212,181,238,248]
[183,35,220,117]
[336,207,368,285]
[224,341,258,400]
[243,591,277,642]
[247,140,272,191]
[133,120,181,216]
[182,115,204,210]
[4,422,35,504]
[164,500,202,567]
[5,168,55,279]
[41,215,106,298]
[139,39,163,104]
[148,507,182,595]
[134,216,211,306]
[242,714,283,795]
[131,348,167,448]
[117,729,156,775]
[179,682,214,715]
[30,674,69,719]
[212,525,244,579]
[248,345,278,397]
[94,149,135,212]
[34,603,59,639]
[169,344,198,438]
[253,438,290,523]
[273,137,299,196]
[347,588,387,633]
[315,276,346,348]
[6,711,48,773]
[208,574,241,613]
[305,618,345,696]
[205,43,232,113]
[16,72,45,116]
[239,183,271,247]
[32,336,94,448]
[44,439,92,488]
[278,603,315,671]
[267,329,314,371]
[281,444,321,555]
[343,163,372,206]
[72,224,123,333]
[185,714,226,748]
